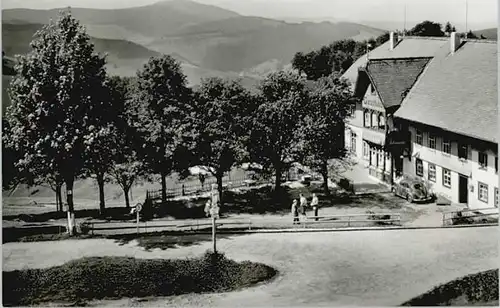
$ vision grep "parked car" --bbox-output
[392,178,432,203]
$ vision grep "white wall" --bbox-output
[345,125,363,159]
[469,149,498,209]
[403,124,498,208]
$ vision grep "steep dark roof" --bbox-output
[365,57,431,108]
[394,40,497,143]
[343,37,448,85]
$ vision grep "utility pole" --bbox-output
[465,0,468,36]
[404,2,407,37]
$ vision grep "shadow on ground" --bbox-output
[3,185,407,223]
[109,231,245,251]
[3,207,135,223]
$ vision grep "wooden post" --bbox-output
[212,215,217,253]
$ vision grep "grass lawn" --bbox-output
[2,252,277,307]
[401,269,499,306]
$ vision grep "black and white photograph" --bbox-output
[1,0,498,306]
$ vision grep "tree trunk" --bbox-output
[56,184,63,212]
[65,177,76,236]
[321,161,330,197]
[274,164,282,192]
[123,186,130,208]
[54,185,60,212]
[97,174,106,216]
[216,173,223,208]
[161,172,167,204]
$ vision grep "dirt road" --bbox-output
[3,226,497,306]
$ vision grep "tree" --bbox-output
[108,76,145,209]
[444,21,453,34]
[83,76,128,215]
[193,77,254,208]
[249,71,308,191]
[4,10,109,235]
[131,55,194,205]
[408,20,444,37]
[292,33,390,81]
[296,73,356,196]
[466,30,478,39]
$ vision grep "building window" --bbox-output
[495,157,498,173]
[347,104,354,116]
[377,151,384,168]
[478,152,488,169]
[378,114,385,130]
[428,163,436,182]
[442,139,451,154]
[428,133,436,149]
[415,158,423,177]
[364,110,370,127]
[442,168,451,188]
[495,188,498,208]
[478,182,488,203]
[371,112,378,128]
[415,129,423,145]
[363,142,369,159]
[350,132,357,153]
[458,143,468,159]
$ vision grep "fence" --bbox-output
[302,213,401,228]
[442,208,499,226]
[145,174,269,201]
[85,212,402,235]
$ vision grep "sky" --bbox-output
[2,0,498,30]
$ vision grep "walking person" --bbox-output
[204,199,212,217]
[299,194,307,222]
[311,193,319,221]
[291,199,299,225]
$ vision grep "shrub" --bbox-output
[2,251,277,306]
[366,210,392,225]
[79,222,91,235]
[401,269,499,306]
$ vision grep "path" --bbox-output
[3,227,497,307]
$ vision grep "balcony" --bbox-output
[363,127,385,146]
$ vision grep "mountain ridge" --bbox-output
[2,0,385,86]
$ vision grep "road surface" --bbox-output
[3,227,497,306]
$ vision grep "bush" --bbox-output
[2,251,277,306]
[79,222,91,235]
[366,210,391,225]
[401,269,499,306]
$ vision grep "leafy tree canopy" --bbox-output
[249,70,309,190]
[131,54,195,203]
[408,20,445,37]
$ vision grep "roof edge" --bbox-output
[367,56,434,62]
[394,118,497,145]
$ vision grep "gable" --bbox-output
[366,57,431,108]
[362,82,384,112]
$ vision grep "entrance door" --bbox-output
[458,174,468,204]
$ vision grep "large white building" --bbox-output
[343,32,498,209]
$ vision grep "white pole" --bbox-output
[136,209,140,235]
[212,215,217,253]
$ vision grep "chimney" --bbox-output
[390,32,399,50]
[450,32,461,54]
